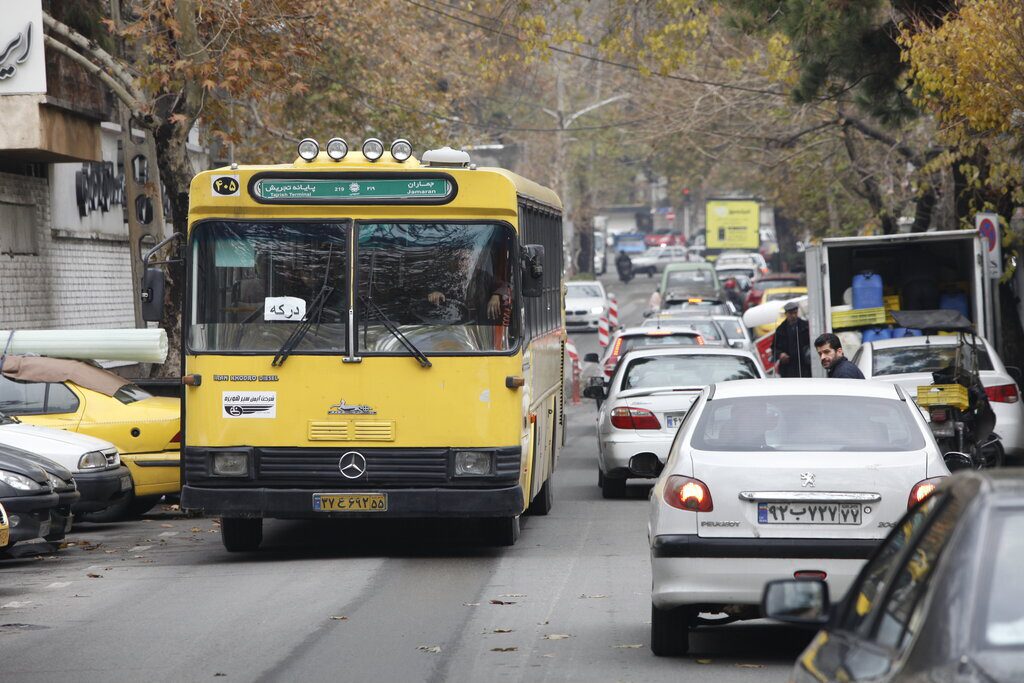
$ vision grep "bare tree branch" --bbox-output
[42,11,145,103]
[42,34,145,115]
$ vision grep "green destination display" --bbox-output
[252,178,452,201]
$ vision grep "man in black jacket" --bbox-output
[770,301,811,377]
[814,333,865,379]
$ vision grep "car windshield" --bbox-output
[982,509,1024,648]
[567,283,604,298]
[667,269,715,286]
[691,395,926,452]
[621,354,759,389]
[113,384,153,405]
[190,221,349,353]
[873,344,994,376]
[357,223,518,353]
[618,333,701,355]
[648,319,722,340]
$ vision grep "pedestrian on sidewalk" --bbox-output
[814,333,865,379]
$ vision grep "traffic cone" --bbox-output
[598,316,610,348]
[608,295,619,329]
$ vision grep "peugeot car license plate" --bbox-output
[758,502,862,525]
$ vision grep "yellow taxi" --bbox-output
[752,286,809,338]
[0,356,180,519]
[0,502,9,549]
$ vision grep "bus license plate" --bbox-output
[758,502,861,525]
[313,493,387,512]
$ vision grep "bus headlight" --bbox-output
[326,137,348,161]
[297,138,320,161]
[362,138,384,161]
[454,450,494,477]
[390,138,413,162]
[212,452,249,477]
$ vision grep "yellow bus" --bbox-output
[142,138,564,551]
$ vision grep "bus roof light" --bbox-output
[326,137,349,161]
[421,146,471,168]
[362,138,385,161]
[391,139,413,162]
[297,138,320,161]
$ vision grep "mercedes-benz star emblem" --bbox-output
[339,451,367,479]
[800,472,816,488]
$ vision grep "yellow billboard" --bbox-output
[706,200,760,250]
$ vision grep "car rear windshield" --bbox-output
[758,277,802,289]
[982,509,1024,648]
[691,395,926,452]
[872,345,994,376]
[620,333,701,354]
[715,319,747,341]
[654,320,721,341]
[567,283,603,298]
[666,269,715,286]
[621,355,759,389]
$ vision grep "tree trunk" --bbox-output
[841,124,897,234]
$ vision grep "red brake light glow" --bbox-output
[610,407,661,430]
[929,407,948,423]
[908,477,944,508]
[986,383,1020,404]
[664,475,713,512]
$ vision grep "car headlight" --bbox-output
[590,306,604,314]
[454,450,494,477]
[46,473,72,490]
[0,470,42,492]
[79,451,108,469]
[212,452,249,477]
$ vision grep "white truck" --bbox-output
[805,230,995,377]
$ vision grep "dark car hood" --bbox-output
[0,449,50,485]
[7,450,74,482]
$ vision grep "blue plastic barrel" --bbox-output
[939,292,969,318]
[852,272,884,309]
[863,328,893,343]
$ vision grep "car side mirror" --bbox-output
[582,384,606,400]
[643,309,654,318]
[583,353,600,363]
[943,451,974,472]
[762,579,830,627]
[140,267,166,322]
[521,245,545,298]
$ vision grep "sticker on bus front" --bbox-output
[211,174,240,196]
[223,391,276,418]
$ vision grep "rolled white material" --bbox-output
[742,296,808,328]
[0,329,168,363]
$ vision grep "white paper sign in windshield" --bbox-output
[264,296,306,321]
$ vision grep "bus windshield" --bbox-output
[190,221,349,353]
[357,223,518,353]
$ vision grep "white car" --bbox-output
[589,347,765,499]
[0,415,131,516]
[714,250,767,273]
[852,335,1024,460]
[564,280,607,332]
[648,379,953,656]
[631,247,690,276]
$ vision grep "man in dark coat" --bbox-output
[770,301,811,377]
[814,332,865,379]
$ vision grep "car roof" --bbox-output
[664,262,713,272]
[619,346,758,360]
[866,334,992,350]
[615,326,701,336]
[710,378,903,399]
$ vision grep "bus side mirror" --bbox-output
[140,267,166,322]
[521,245,545,298]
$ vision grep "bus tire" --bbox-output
[486,515,520,546]
[600,473,627,499]
[650,604,692,656]
[527,478,553,516]
[221,517,262,552]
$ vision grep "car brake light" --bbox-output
[794,570,827,581]
[930,407,949,423]
[610,407,661,430]
[908,477,945,508]
[664,475,713,512]
[986,383,1020,404]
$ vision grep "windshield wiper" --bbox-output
[359,295,431,368]
[271,282,335,367]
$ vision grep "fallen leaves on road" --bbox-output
[417,645,441,654]
[696,659,713,665]
[86,573,102,579]
[462,602,480,607]
[499,593,526,598]
[611,644,643,649]
[736,664,765,669]
[544,634,571,640]
[329,616,348,621]
[160,524,174,528]
[491,628,513,634]
[491,647,517,652]
[489,599,515,605]
[191,527,203,533]
[579,594,608,599]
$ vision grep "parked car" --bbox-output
[763,470,1024,682]
[0,356,181,520]
[7,445,79,544]
[648,378,956,656]
[564,280,608,332]
[0,412,131,516]
[584,326,707,380]
[631,247,690,276]
[744,272,806,310]
[853,334,1024,461]
[659,263,724,303]
[587,347,765,499]
[0,446,61,551]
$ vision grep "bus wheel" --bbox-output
[527,478,553,516]
[486,515,520,546]
[221,517,263,552]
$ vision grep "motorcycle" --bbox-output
[616,256,634,283]
[892,310,1002,469]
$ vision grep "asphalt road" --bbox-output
[0,271,811,682]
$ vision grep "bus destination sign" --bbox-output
[252,177,453,202]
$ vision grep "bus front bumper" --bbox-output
[180,484,524,519]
